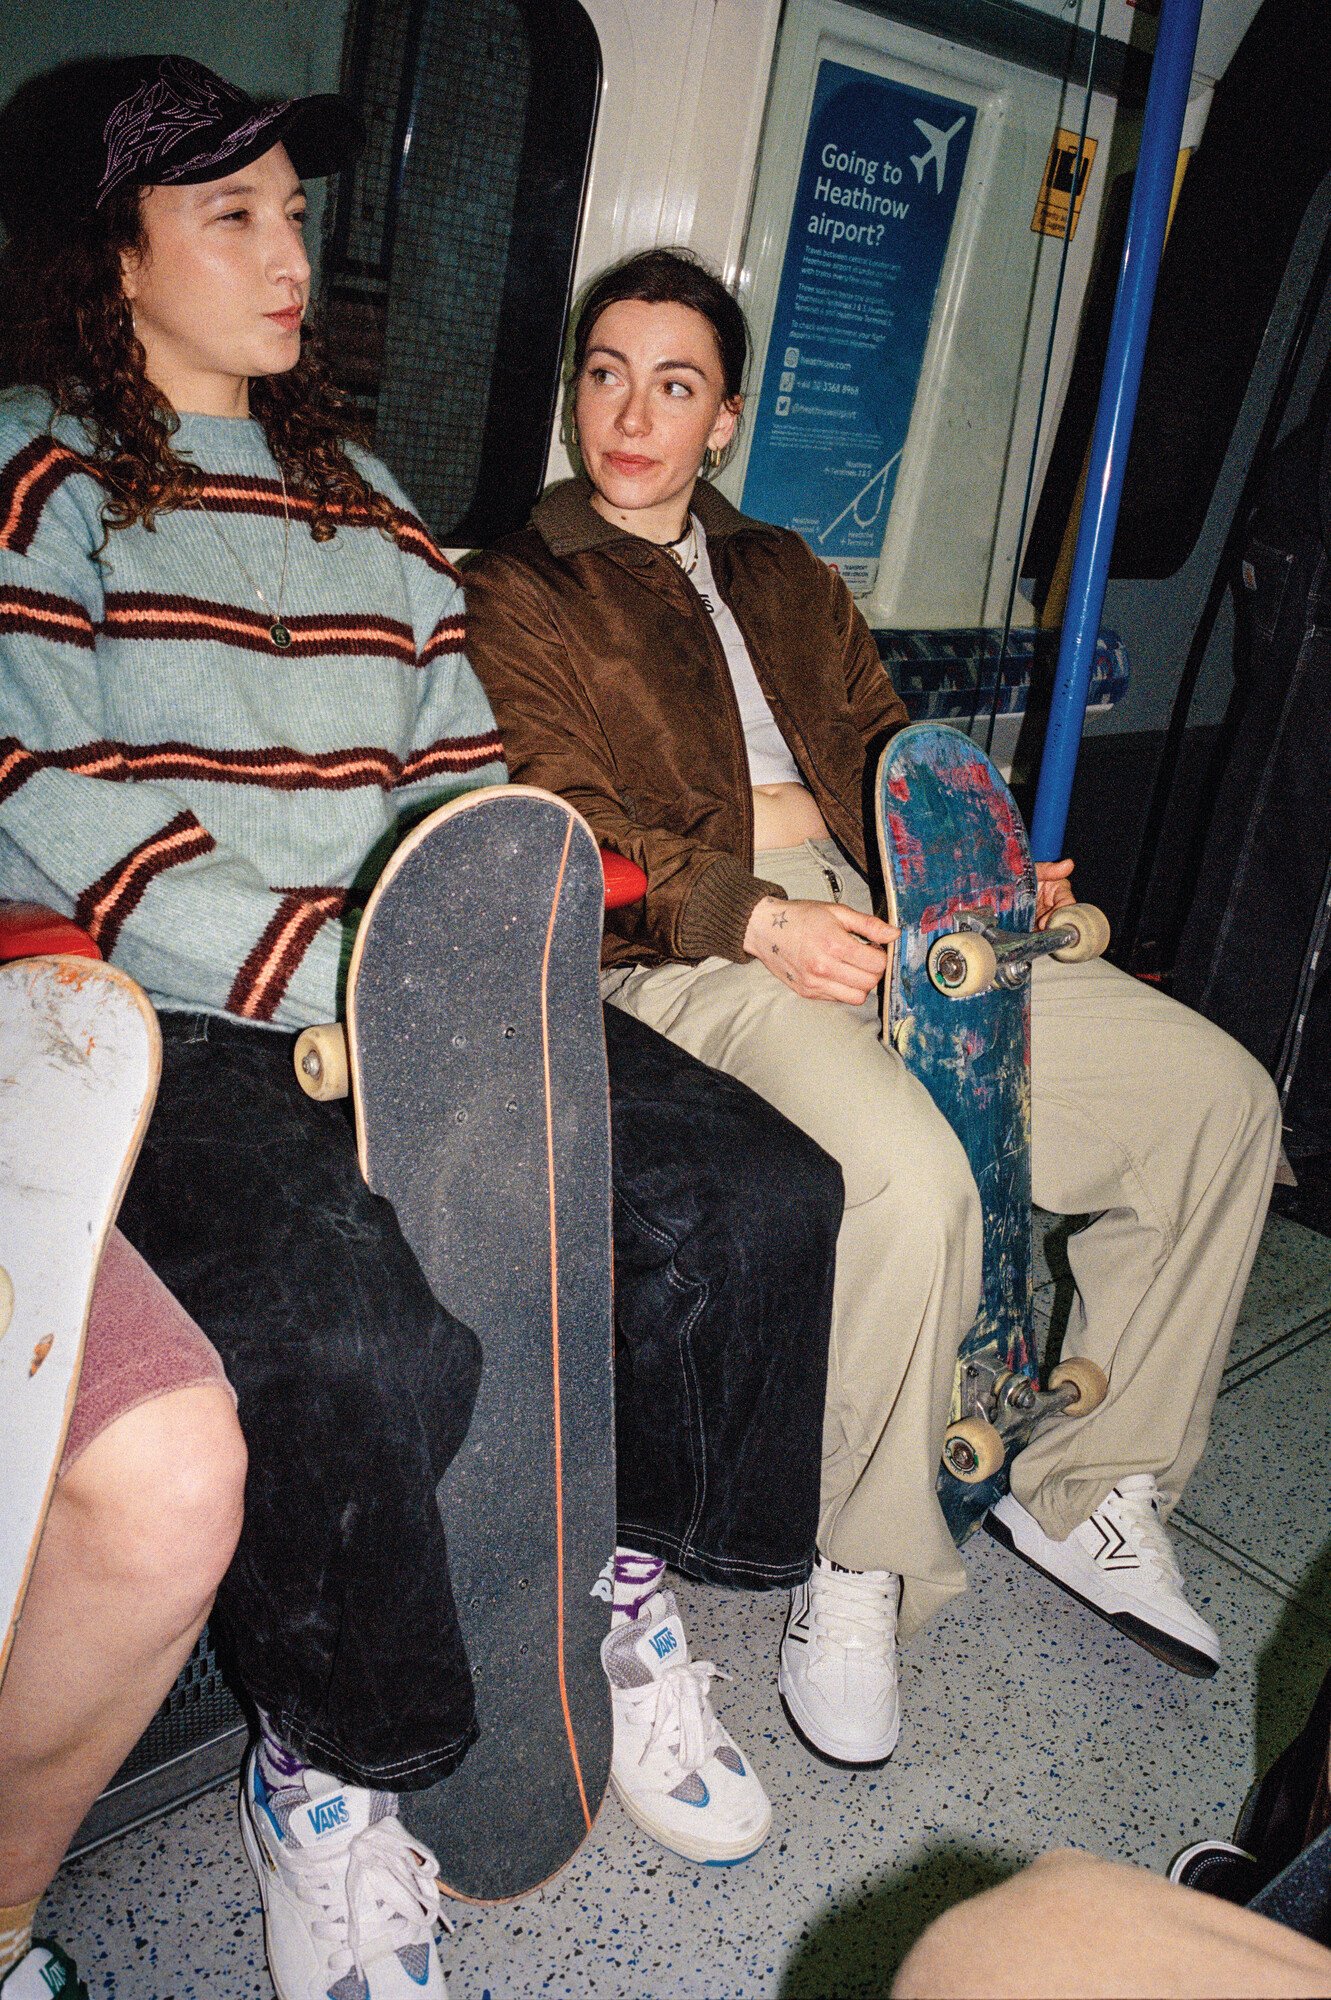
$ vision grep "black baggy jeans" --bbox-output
[116,1004,840,1789]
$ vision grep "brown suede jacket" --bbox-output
[464,476,909,969]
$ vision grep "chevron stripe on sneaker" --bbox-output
[985,1478,1219,1678]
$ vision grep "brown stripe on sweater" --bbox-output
[390,512,459,579]
[0,732,492,799]
[184,479,458,578]
[101,594,418,664]
[419,616,467,666]
[50,738,400,791]
[399,730,504,786]
[0,584,96,649]
[227,886,347,1021]
[74,811,216,957]
[0,449,458,588]
[0,438,98,555]
[0,738,41,805]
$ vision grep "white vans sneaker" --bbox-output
[778,1556,901,1768]
[240,1748,449,1999]
[0,1943,86,1998]
[602,1589,771,1865]
[986,1477,1220,1677]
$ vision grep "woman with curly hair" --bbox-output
[0,54,842,1999]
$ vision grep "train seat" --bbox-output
[878,624,1130,726]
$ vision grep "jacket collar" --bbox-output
[530,474,770,559]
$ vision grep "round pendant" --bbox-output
[269,621,293,650]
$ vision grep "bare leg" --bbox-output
[0,1383,245,1901]
[892,1850,1331,2000]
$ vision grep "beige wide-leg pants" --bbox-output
[604,840,1281,1640]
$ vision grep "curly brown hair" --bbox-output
[0,186,400,545]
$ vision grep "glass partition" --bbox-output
[321,0,600,547]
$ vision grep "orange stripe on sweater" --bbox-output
[82,821,206,932]
[240,893,344,1018]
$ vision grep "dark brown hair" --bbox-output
[571,247,749,402]
[0,187,398,544]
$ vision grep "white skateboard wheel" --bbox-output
[1049,903,1111,963]
[1049,1356,1108,1415]
[942,1415,1005,1483]
[293,1024,349,1102]
[928,932,997,999]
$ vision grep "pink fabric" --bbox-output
[59,1228,232,1475]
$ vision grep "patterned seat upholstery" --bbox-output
[874,627,1130,725]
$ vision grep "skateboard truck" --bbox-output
[942,1352,1108,1483]
[927,903,1111,1000]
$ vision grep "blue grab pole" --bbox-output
[1029,0,1204,861]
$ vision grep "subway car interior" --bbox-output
[4,0,1331,1992]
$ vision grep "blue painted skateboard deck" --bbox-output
[875,724,1037,1543]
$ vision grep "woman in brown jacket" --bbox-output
[465,249,1281,1776]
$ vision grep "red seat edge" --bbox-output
[601,850,648,911]
[0,902,102,961]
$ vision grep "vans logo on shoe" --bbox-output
[648,1627,678,1661]
[40,1965,68,1997]
[306,1796,351,1837]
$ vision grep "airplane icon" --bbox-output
[910,115,967,193]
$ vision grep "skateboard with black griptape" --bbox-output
[294,787,642,1902]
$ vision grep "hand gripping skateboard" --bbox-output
[0,951,160,1687]
[293,787,634,1903]
[875,723,1111,1543]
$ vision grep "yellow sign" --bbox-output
[1032,129,1098,240]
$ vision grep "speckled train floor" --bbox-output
[44,1212,1331,1998]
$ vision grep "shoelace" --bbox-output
[631,1658,728,1783]
[1105,1478,1183,1585]
[807,1569,897,1653]
[280,1815,450,1982]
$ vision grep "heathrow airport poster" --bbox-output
[741,61,975,596]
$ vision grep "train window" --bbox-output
[320,0,600,549]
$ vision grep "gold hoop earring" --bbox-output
[702,445,722,476]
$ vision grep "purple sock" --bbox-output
[611,1546,665,1624]
[257,1710,309,1792]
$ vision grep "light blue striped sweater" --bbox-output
[0,389,506,1027]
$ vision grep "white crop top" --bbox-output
[688,518,802,789]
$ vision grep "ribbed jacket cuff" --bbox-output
[677,855,788,963]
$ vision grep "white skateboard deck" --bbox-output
[0,959,160,1685]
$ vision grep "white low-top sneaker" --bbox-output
[778,1556,901,1768]
[602,1589,772,1865]
[0,1942,86,1998]
[240,1749,449,1999]
[986,1477,1220,1677]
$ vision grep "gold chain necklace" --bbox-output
[194,466,293,649]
